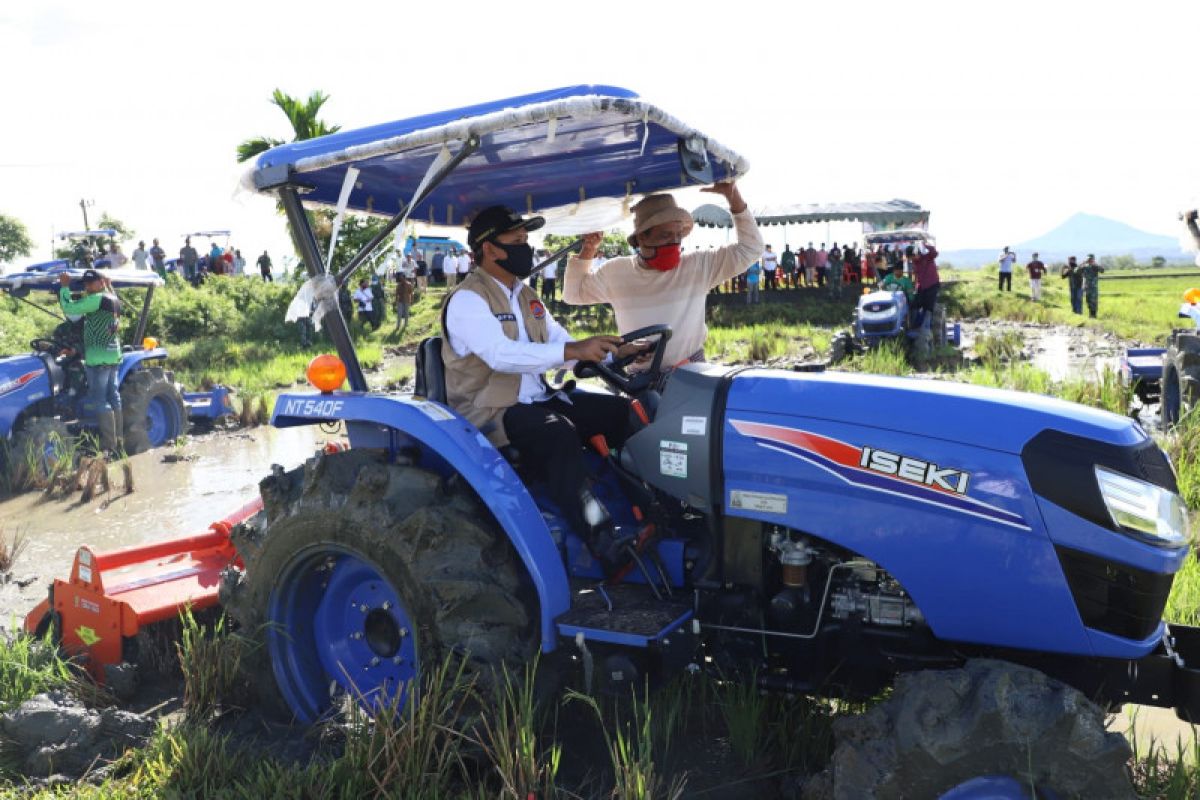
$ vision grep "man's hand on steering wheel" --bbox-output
[565,335,622,363]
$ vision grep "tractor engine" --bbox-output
[757,525,924,635]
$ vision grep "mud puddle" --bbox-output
[0,424,332,624]
[959,319,1131,381]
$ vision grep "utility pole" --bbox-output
[79,198,94,230]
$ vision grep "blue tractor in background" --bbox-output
[218,87,1198,798]
[0,267,227,468]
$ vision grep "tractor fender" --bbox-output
[271,390,571,652]
[117,348,169,385]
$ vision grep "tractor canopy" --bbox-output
[244,85,748,234]
[0,267,163,298]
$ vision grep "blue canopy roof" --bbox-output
[1,267,163,295]
[57,229,118,239]
[245,85,748,230]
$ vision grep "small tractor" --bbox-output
[26,87,1200,798]
[1,266,230,469]
[1121,287,1200,426]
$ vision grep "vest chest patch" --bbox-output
[529,299,546,319]
[495,313,517,322]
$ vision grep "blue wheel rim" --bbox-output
[939,776,1061,800]
[145,395,174,446]
[267,545,419,724]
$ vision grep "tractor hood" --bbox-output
[0,354,47,397]
[725,368,1145,454]
[0,353,52,438]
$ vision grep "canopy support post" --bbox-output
[133,286,154,347]
[278,185,368,393]
[332,137,480,288]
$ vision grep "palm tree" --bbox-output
[236,89,342,163]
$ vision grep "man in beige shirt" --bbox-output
[562,182,763,372]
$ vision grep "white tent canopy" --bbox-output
[693,199,929,229]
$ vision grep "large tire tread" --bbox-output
[814,659,1134,800]
[220,449,537,722]
[120,368,187,454]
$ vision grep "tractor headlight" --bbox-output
[1095,466,1190,548]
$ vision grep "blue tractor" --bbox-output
[220,87,1198,797]
[0,267,219,467]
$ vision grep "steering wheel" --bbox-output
[30,338,74,357]
[574,324,673,395]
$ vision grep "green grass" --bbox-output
[0,630,74,712]
[943,268,1200,345]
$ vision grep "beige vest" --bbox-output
[441,270,550,446]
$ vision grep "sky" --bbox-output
[2,0,1199,266]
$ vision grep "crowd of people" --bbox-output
[733,241,937,304]
[69,234,266,286]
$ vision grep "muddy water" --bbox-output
[0,425,328,624]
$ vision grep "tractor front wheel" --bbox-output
[220,449,537,723]
[1162,332,1200,427]
[815,659,1134,799]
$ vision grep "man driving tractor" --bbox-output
[441,205,646,575]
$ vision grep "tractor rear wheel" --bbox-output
[120,368,187,454]
[219,449,537,723]
[817,659,1134,799]
[8,417,72,485]
[1162,332,1200,427]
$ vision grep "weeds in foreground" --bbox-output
[336,657,473,798]
[176,608,252,720]
[1127,712,1200,798]
[568,687,687,800]
[473,661,561,800]
[0,529,28,574]
[0,630,74,712]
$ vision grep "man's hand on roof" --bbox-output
[579,232,603,260]
[58,273,70,286]
[701,181,747,214]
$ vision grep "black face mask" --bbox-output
[493,241,534,278]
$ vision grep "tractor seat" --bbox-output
[416,336,521,466]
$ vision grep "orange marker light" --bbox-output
[307,354,347,394]
[1184,287,1200,305]
[142,337,159,350]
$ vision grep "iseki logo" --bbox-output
[859,446,971,495]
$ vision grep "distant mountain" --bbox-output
[940,213,1189,268]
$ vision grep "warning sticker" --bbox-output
[413,400,454,421]
[681,416,707,436]
[730,490,789,515]
[659,440,688,478]
[75,626,101,647]
[660,450,688,478]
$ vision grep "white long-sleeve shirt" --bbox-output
[445,273,575,404]
[562,208,763,364]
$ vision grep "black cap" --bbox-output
[80,269,103,283]
[467,205,545,251]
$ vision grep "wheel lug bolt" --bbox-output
[399,627,408,637]
[352,632,363,640]
[382,601,391,611]
[359,604,367,613]
[369,657,380,667]
[392,656,402,665]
